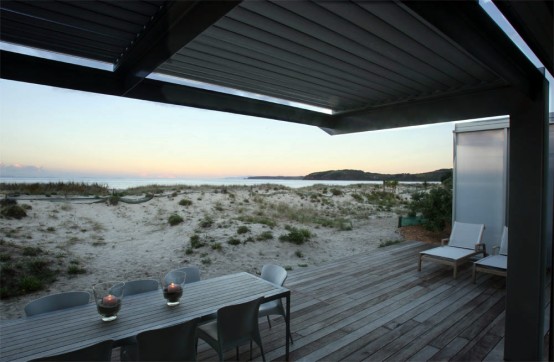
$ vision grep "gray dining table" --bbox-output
[0,272,291,361]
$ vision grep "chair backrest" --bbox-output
[261,264,287,287]
[120,279,159,297]
[137,318,198,361]
[499,226,508,255]
[170,266,201,283]
[30,340,113,361]
[217,297,264,350]
[448,222,485,249]
[24,291,90,317]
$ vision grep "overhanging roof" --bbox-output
[0,0,551,134]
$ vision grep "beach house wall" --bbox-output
[453,114,554,264]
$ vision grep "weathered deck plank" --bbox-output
[197,240,516,361]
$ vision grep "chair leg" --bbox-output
[266,315,272,328]
[472,265,477,283]
[453,265,458,279]
[418,255,422,271]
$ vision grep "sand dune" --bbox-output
[0,184,414,319]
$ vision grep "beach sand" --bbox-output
[0,184,418,319]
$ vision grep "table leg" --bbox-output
[286,292,290,360]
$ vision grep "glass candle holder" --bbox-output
[162,271,185,306]
[93,281,124,322]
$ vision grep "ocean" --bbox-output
[0,176,388,190]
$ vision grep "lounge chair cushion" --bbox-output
[474,255,507,270]
[420,246,477,261]
[448,222,485,249]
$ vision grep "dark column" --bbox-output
[505,78,550,360]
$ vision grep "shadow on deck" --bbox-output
[197,241,508,361]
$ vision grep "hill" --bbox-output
[303,168,452,182]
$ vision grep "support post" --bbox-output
[505,77,550,360]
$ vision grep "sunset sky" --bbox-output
[0,79,458,178]
[0,1,552,180]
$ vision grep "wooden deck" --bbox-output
[198,240,509,361]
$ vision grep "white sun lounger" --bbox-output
[418,221,486,278]
[473,226,508,283]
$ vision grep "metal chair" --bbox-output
[196,297,265,361]
[30,340,113,361]
[258,264,293,343]
[24,291,90,317]
[168,266,201,283]
[136,318,198,361]
[117,279,159,361]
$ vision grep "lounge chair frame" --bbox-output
[418,222,486,278]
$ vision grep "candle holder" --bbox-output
[93,281,124,322]
[162,271,185,306]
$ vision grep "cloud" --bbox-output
[0,163,48,177]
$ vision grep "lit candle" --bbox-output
[102,294,117,306]
[167,283,180,293]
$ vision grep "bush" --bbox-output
[237,225,250,234]
[179,198,193,206]
[330,188,343,196]
[190,234,205,249]
[108,195,120,206]
[199,215,214,228]
[22,247,42,257]
[168,214,184,226]
[279,227,312,245]
[409,186,452,232]
[1,205,27,219]
[257,231,274,241]
[228,237,241,246]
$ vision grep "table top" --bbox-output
[0,272,290,361]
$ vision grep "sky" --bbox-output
[0,1,552,179]
[0,79,457,178]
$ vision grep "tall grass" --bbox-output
[0,182,110,196]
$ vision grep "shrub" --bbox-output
[179,198,193,207]
[237,215,277,228]
[257,231,274,241]
[351,193,364,203]
[409,186,452,232]
[211,242,222,251]
[228,237,241,246]
[199,215,214,228]
[279,227,311,245]
[18,275,43,293]
[330,188,343,196]
[68,265,86,275]
[185,247,193,255]
[237,225,250,234]
[168,214,184,226]
[1,205,27,219]
[190,234,205,249]
[295,250,304,258]
[108,195,120,206]
[22,246,42,257]
[201,257,212,265]
[379,239,403,248]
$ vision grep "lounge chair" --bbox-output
[418,221,486,278]
[473,226,508,283]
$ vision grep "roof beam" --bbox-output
[494,0,553,76]
[114,0,241,95]
[0,50,333,129]
[327,86,529,134]
[401,1,543,101]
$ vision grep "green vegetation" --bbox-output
[0,241,58,299]
[237,225,250,234]
[379,239,403,248]
[330,188,343,196]
[179,198,193,207]
[257,231,274,241]
[211,242,222,251]
[408,174,453,232]
[236,215,277,228]
[295,250,304,258]
[199,215,214,228]
[168,214,184,226]
[189,234,205,249]
[0,182,110,196]
[1,201,27,219]
[228,237,241,246]
[67,260,86,275]
[279,227,312,245]
[108,194,121,206]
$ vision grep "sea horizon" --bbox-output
[0,176,393,190]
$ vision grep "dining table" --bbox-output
[0,272,291,361]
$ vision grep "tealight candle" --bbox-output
[102,294,117,306]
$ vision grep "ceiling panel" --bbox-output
[157,0,502,112]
